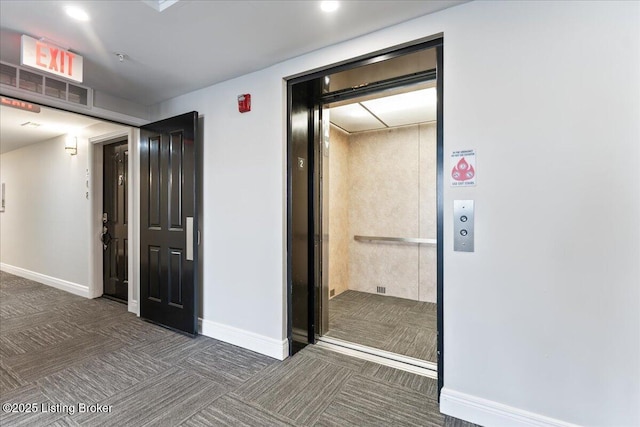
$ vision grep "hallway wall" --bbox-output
[0,135,91,295]
[156,1,640,425]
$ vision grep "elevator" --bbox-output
[287,38,444,393]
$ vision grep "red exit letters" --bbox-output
[35,41,76,77]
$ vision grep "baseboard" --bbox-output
[440,388,580,427]
[0,263,89,298]
[199,317,288,361]
[128,300,138,315]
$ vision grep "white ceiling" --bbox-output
[0,104,127,154]
[0,0,466,107]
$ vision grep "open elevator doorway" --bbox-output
[288,38,443,385]
[318,79,439,371]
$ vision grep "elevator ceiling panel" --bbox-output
[329,104,386,133]
[329,88,437,133]
[361,88,437,128]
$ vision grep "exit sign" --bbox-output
[21,35,83,83]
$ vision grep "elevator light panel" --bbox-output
[361,88,436,128]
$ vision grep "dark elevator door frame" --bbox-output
[286,37,445,396]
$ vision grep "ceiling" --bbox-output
[329,86,437,133]
[0,0,465,107]
[0,104,127,153]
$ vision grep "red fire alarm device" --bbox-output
[238,94,251,113]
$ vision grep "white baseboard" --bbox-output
[128,300,138,315]
[440,388,580,427]
[199,318,288,361]
[0,263,89,298]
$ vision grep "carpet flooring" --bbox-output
[0,271,477,427]
[326,290,437,363]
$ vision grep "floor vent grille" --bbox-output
[376,286,386,294]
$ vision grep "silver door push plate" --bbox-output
[454,200,474,252]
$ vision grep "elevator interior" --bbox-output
[318,79,438,365]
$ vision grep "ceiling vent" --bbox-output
[20,121,41,128]
[0,61,92,109]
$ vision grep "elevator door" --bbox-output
[103,140,128,302]
[289,80,317,351]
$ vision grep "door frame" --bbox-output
[286,35,445,395]
[89,128,140,315]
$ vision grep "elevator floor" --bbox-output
[325,290,437,363]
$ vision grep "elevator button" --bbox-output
[454,200,474,252]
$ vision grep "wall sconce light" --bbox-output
[65,136,77,156]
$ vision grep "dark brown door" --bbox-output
[103,140,128,302]
[140,112,199,335]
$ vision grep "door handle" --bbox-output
[186,217,194,261]
[101,225,112,249]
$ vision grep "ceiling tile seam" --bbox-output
[359,102,389,128]
[329,121,351,135]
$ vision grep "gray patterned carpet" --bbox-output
[0,271,477,427]
[326,290,437,363]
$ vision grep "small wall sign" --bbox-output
[0,96,41,113]
[451,150,476,186]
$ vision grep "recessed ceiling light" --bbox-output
[65,6,90,22]
[320,1,339,13]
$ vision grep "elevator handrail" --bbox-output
[353,235,437,245]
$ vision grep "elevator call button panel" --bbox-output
[454,200,474,252]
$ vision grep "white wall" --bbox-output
[156,1,639,426]
[0,135,91,296]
